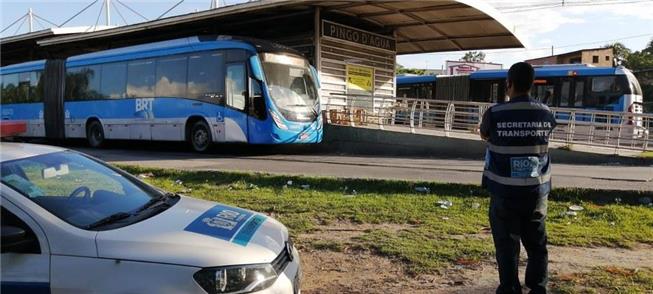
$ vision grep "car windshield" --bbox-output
[261,52,319,122]
[1,151,167,230]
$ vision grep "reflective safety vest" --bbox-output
[481,95,557,197]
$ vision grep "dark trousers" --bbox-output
[489,194,548,294]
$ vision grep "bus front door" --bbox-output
[224,63,248,143]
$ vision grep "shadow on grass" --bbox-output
[120,165,650,205]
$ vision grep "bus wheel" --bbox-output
[190,120,212,152]
[86,120,105,148]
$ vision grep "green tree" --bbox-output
[396,64,427,75]
[626,38,653,112]
[460,51,486,62]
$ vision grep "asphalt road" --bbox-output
[72,145,653,191]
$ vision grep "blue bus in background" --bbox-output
[0,36,322,152]
[397,64,644,114]
[396,75,437,100]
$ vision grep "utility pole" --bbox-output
[105,0,111,26]
[28,8,34,32]
[551,45,554,56]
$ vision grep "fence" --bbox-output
[324,94,653,152]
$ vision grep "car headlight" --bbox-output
[193,264,278,294]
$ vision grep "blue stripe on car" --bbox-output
[232,214,267,246]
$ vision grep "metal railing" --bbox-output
[324,94,653,152]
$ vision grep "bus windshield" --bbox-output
[624,71,643,96]
[261,53,318,122]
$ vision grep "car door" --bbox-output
[1,200,51,294]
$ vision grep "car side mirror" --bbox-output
[1,225,27,253]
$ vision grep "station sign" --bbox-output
[346,64,374,94]
[322,20,395,52]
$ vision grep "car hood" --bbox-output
[95,196,288,268]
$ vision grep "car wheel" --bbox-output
[190,120,212,153]
[86,120,105,148]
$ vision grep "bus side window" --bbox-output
[17,72,31,103]
[532,83,555,106]
[490,82,499,103]
[100,62,127,99]
[560,79,571,107]
[573,78,585,107]
[66,65,102,101]
[188,51,224,103]
[127,59,156,98]
[155,55,188,98]
[226,63,247,111]
[29,71,44,103]
[1,73,19,104]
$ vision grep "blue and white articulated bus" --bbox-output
[0,36,322,152]
[397,64,644,114]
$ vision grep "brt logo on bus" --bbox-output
[135,98,155,119]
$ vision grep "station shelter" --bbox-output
[1,0,523,117]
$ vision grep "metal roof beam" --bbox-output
[369,2,462,51]
[322,1,373,11]
[388,15,493,28]
[356,3,468,18]
[397,32,515,44]
[395,30,427,52]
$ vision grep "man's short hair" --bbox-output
[508,62,534,92]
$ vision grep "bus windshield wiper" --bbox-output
[84,212,133,230]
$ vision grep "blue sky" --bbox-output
[2,0,652,69]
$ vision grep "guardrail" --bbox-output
[324,94,653,152]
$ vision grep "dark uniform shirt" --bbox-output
[480,95,557,198]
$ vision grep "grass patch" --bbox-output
[120,165,653,273]
[641,151,653,158]
[357,227,494,274]
[307,240,347,252]
[552,266,653,293]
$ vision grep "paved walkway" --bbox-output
[76,147,653,191]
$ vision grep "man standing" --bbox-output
[480,62,557,294]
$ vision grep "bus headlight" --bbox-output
[193,264,278,294]
[269,111,288,130]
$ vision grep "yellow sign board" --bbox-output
[346,64,374,94]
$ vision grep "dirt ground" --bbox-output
[298,224,653,293]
